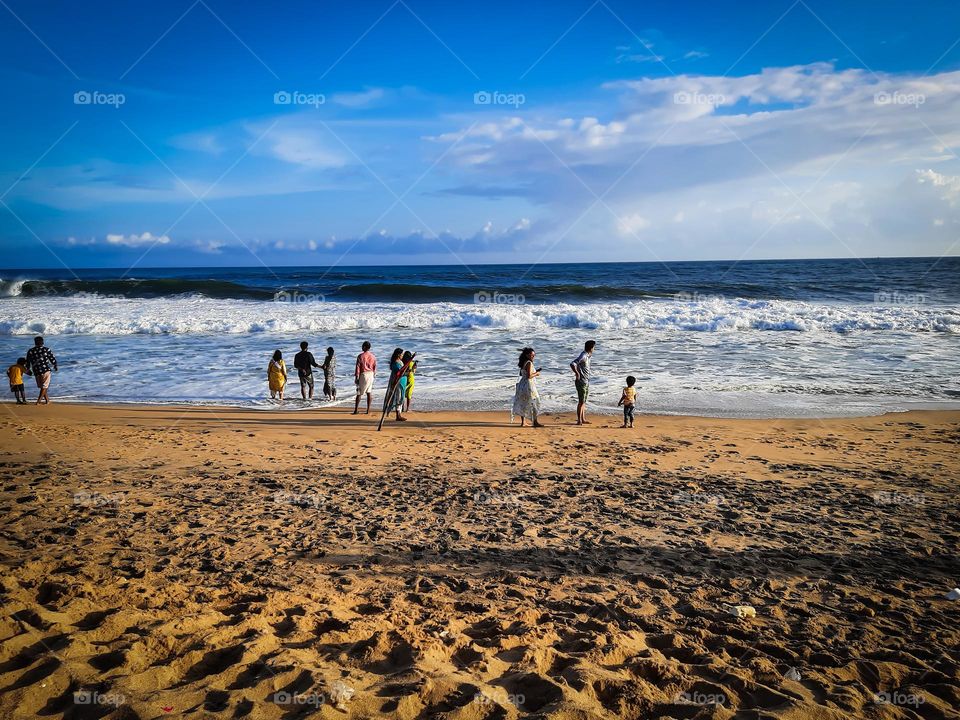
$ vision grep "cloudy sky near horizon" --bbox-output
[1,0,959,269]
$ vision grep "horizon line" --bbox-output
[1,254,956,273]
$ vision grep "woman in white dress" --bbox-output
[512,347,544,427]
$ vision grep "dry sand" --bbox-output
[0,403,958,719]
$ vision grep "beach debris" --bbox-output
[946,588,960,600]
[729,605,757,618]
[328,681,355,710]
[784,667,802,681]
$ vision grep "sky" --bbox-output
[0,0,959,269]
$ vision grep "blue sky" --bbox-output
[1,0,959,268]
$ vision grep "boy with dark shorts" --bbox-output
[7,357,29,404]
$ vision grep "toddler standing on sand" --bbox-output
[7,357,29,404]
[618,375,637,428]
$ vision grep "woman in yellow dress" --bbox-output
[267,349,287,402]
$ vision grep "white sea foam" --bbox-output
[0,296,957,336]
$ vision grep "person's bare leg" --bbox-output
[353,394,360,413]
[365,393,372,414]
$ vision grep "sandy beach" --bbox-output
[0,404,957,719]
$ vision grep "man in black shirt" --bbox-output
[25,336,57,405]
[293,341,320,400]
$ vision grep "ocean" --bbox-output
[1,257,958,417]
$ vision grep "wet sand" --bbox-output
[0,404,958,719]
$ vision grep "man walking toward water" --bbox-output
[353,341,377,414]
[26,336,57,405]
[293,341,321,400]
[570,340,595,425]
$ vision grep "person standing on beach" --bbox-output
[354,341,377,414]
[293,341,321,400]
[403,351,417,413]
[7,357,29,405]
[267,350,287,402]
[386,348,410,422]
[512,347,543,427]
[570,340,595,425]
[321,347,337,401]
[25,336,57,405]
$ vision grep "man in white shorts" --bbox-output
[353,341,377,414]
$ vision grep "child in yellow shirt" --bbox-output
[7,357,29,404]
[618,375,637,428]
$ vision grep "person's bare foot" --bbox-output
[533,421,545,428]
[581,419,592,424]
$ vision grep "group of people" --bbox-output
[266,338,638,427]
[7,336,57,405]
[267,342,337,402]
[266,341,418,421]
[512,340,638,428]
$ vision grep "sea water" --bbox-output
[0,257,957,417]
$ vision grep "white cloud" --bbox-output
[106,232,170,247]
[264,127,346,169]
[331,87,386,108]
[431,63,960,259]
